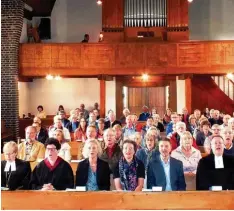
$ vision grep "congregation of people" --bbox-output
[2,103,234,192]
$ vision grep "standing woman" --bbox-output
[74,117,87,141]
[76,139,111,191]
[53,129,71,162]
[114,140,145,191]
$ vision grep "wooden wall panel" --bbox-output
[169,80,177,112]
[20,41,234,77]
[128,87,165,117]
[115,77,124,119]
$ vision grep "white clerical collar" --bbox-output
[214,155,224,169]
[4,161,16,172]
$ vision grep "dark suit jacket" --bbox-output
[104,120,122,129]
[100,144,123,173]
[37,127,48,144]
[147,155,186,191]
[138,112,151,121]
[208,118,223,126]
[65,121,79,133]
[76,158,111,190]
[1,158,31,190]
[196,154,234,190]
[62,118,70,127]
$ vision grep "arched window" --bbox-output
[124,0,167,27]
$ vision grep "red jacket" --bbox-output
[170,132,198,151]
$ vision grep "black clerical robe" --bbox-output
[1,158,31,190]
[196,154,234,190]
[30,157,74,190]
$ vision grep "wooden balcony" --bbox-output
[19,40,234,77]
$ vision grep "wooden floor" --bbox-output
[2,191,234,210]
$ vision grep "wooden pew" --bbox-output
[2,191,234,210]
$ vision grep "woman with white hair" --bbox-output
[170,122,198,150]
[1,141,31,190]
[75,139,111,191]
[171,131,202,174]
[152,114,164,132]
[221,127,234,156]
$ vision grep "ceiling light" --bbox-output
[97,0,102,5]
[188,0,193,2]
[142,74,149,81]
[46,74,53,80]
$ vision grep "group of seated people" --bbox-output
[2,105,234,192]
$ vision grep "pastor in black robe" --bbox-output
[30,157,74,190]
[1,158,31,190]
[196,154,234,190]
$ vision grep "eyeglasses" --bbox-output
[46,148,57,152]
[4,152,15,156]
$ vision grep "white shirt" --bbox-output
[49,126,71,141]
[4,161,16,172]
[214,155,224,169]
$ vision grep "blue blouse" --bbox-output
[86,167,99,191]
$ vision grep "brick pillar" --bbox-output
[1,0,24,138]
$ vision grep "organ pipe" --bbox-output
[124,0,167,27]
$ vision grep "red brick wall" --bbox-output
[1,0,24,138]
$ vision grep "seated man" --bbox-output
[142,117,155,139]
[104,112,122,129]
[209,110,223,126]
[80,103,89,120]
[32,122,48,145]
[221,127,234,156]
[220,114,231,130]
[93,108,100,120]
[196,135,234,190]
[30,138,74,190]
[122,115,136,139]
[170,122,198,150]
[166,112,179,136]
[18,126,45,162]
[58,110,70,127]
[203,124,221,154]
[119,108,130,124]
[65,114,79,133]
[48,115,71,141]
[1,141,31,190]
[88,111,98,128]
[147,138,186,191]
[138,105,151,121]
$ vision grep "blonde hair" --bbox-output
[113,124,122,131]
[82,139,103,159]
[3,141,18,154]
[180,131,193,140]
[53,129,65,142]
[104,128,116,138]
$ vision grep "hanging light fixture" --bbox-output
[97,0,102,5]
[188,0,193,3]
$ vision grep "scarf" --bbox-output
[144,148,154,173]
[119,156,138,191]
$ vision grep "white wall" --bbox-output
[189,0,234,40]
[105,79,116,115]
[176,77,186,114]
[18,78,117,117]
[18,82,29,116]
